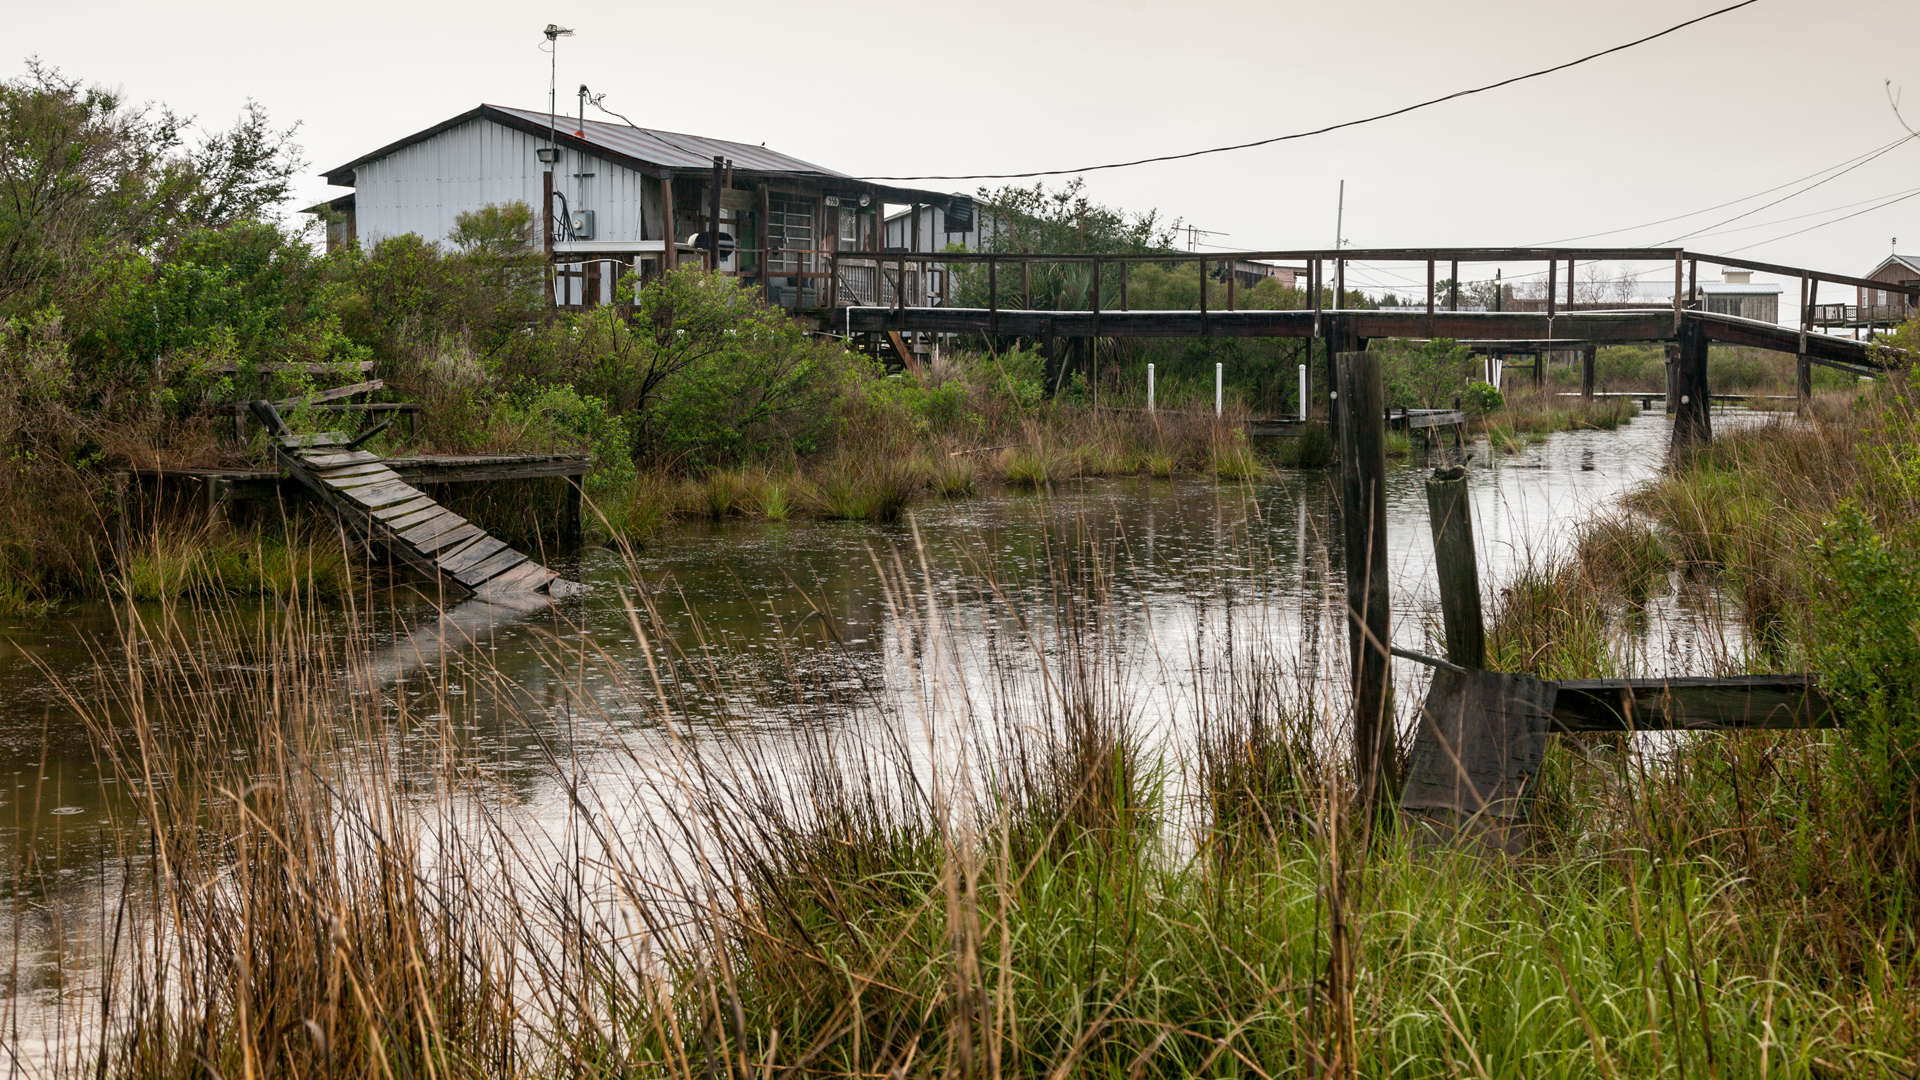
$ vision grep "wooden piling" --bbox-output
[1671,317,1712,451]
[1424,466,1484,670]
[1336,350,1397,814]
[1580,343,1596,401]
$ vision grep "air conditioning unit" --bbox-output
[569,210,595,239]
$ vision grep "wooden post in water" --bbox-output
[1580,342,1596,401]
[1335,350,1397,816]
[1425,466,1485,670]
[1671,317,1712,451]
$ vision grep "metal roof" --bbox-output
[322,104,957,201]
[483,105,845,176]
[1701,282,1782,294]
[1865,252,1920,280]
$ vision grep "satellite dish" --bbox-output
[690,231,736,253]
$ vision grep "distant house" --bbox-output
[309,104,952,308]
[1698,269,1781,324]
[1222,259,1305,291]
[1858,252,1920,316]
[1807,251,1918,334]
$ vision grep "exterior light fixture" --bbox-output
[536,147,561,164]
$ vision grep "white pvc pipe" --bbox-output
[1299,363,1309,421]
[1215,363,1223,416]
[1147,363,1156,413]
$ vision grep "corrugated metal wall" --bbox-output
[353,117,659,248]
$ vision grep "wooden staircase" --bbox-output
[250,402,571,598]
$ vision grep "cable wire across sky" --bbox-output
[853,0,1767,182]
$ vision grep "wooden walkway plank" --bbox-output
[412,522,483,555]
[372,496,438,523]
[439,537,507,575]
[394,508,462,541]
[324,469,402,491]
[346,480,424,509]
[254,402,569,598]
[300,451,381,469]
[316,462,393,482]
[457,548,528,587]
[482,562,555,594]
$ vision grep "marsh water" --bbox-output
[0,410,1760,824]
[0,408,1781,1063]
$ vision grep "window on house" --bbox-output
[767,194,815,274]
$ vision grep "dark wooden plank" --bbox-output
[315,462,392,481]
[343,480,423,509]
[1402,669,1556,853]
[413,521,483,555]
[298,450,381,469]
[370,495,436,522]
[480,561,554,594]
[1552,676,1834,731]
[392,507,460,542]
[396,517,467,551]
[456,548,529,587]
[439,537,507,575]
[210,361,376,375]
[323,468,402,490]
[393,462,592,484]
[382,502,448,530]
[272,379,384,408]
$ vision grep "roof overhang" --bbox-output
[321,104,955,206]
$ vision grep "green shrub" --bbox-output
[1808,503,1920,864]
[1461,381,1504,414]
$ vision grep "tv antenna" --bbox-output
[541,24,574,156]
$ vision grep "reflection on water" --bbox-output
[0,410,1774,1060]
[0,411,1766,809]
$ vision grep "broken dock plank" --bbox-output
[1551,675,1834,732]
[247,400,572,598]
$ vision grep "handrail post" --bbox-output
[989,257,998,338]
[1672,251,1684,336]
[1092,257,1101,338]
[1199,256,1209,335]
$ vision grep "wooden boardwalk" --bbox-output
[253,404,571,598]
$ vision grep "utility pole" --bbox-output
[1335,179,1345,251]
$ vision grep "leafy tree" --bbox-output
[0,61,305,316]
[1371,338,1479,409]
[180,100,304,229]
[0,60,193,312]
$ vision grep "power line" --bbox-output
[1660,132,1920,243]
[1726,187,1920,254]
[1680,183,1920,240]
[853,0,1767,182]
[1530,133,1915,245]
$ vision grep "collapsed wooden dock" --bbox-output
[182,401,580,599]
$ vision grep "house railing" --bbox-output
[1811,302,1914,328]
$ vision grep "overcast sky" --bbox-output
[12,0,1919,301]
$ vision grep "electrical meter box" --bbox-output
[569,210,595,239]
